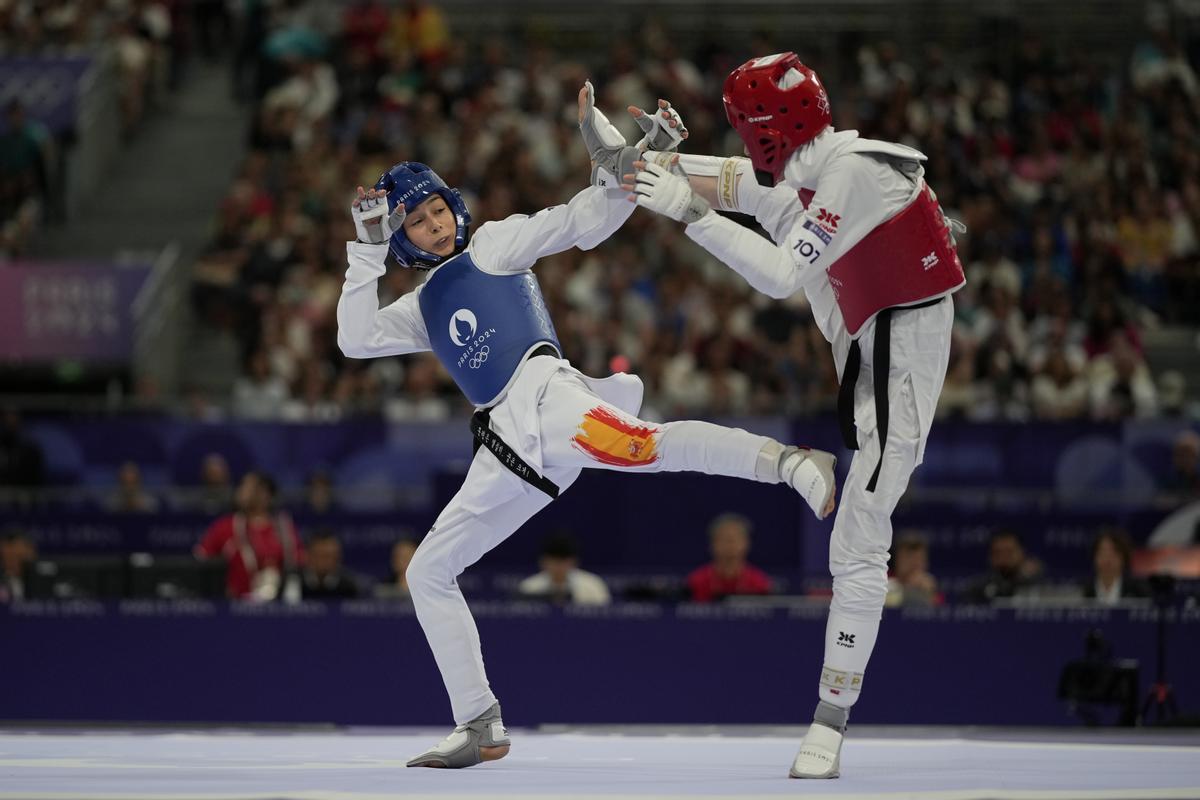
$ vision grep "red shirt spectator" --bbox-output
[687,562,772,602]
[195,472,304,599]
[686,513,772,602]
[342,0,390,61]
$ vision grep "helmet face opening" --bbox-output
[374,162,471,268]
[723,53,832,183]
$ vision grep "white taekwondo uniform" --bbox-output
[673,128,960,709]
[338,185,790,725]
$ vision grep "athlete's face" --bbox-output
[403,195,457,258]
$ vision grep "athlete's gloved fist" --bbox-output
[352,185,405,245]
[627,157,710,224]
[578,80,640,192]
[629,98,688,152]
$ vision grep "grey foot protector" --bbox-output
[815,699,849,732]
[405,703,510,768]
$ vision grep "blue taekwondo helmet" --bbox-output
[374,162,471,268]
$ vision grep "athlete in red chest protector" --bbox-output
[624,52,965,779]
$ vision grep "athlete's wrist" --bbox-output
[680,193,711,225]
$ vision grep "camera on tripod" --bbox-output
[1057,629,1139,726]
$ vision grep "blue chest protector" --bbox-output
[418,252,562,407]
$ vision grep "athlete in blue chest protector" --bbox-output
[336,83,839,769]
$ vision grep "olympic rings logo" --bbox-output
[468,345,490,369]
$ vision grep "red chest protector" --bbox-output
[816,182,965,338]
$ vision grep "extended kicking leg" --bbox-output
[539,372,837,518]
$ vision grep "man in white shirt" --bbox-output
[517,533,610,606]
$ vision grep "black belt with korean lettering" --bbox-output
[470,344,561,499]
[837,298,943,493]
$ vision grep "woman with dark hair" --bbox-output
[1083,529,1149,604]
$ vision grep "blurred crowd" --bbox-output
[0,0,192,257]
[186,1,1200,424]
[3,426,1195,607]
[3,481,1190,607]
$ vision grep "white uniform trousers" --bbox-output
[407,358,772,723]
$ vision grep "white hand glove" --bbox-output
[630,99,688,152]
[631,159,710,224]
[352,187,406,245]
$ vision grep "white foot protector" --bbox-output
[789,722,843,779]
[780,447,837,520]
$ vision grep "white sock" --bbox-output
[817,610,881,710]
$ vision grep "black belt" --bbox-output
[837,298,943,493]
[469,343,562,499]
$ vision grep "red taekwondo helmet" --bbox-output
[723,52,832,184]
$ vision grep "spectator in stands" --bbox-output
[232,349,289,420]
[0,528,35,603]
[518,533,611,606]
[970,345,1030,422]
[0,100,47,191]
[686,514,771,603]
[300,529,360,599]
[935,346,977,419]
[383,356,453,422]
[375,537,418,600]
[259,54,339,151]
[1157,372,1194,419]
[1082,528,1149,605]
[305,469,337,514]
[105,461,160,513]
[1031,348,1089,420]
[962,529,1044,603]
[0,100,49,256]
[386,0,450,66]
[280,366,343,423]
[187,453,234,514]
[1165,430,1200,500]
[885,533,941,607]
[194,471,305,601]
[1088,331,1159,420]
[0,410,44,487]
[112,12,153,135]
[192,6,1199,422]
[0,0,172,255]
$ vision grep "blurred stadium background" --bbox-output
[2,0,1200,748]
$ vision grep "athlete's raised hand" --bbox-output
[352,185,406,245]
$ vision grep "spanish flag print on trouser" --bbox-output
[535,367,771,481]
[571,406,661,468]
